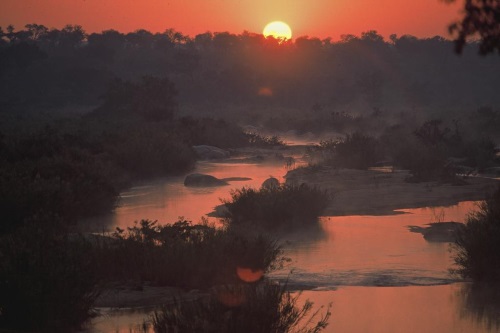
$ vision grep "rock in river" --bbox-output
[192,145,230,160]
[184,173,228,187]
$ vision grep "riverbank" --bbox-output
[285,166,499,216]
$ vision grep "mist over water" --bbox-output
[85,156,499,333]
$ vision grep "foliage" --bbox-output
[3,24,500,118]
[175,116,249,148]
[0,221,99,333]
[94,219,284,289]
[151,281,330,333]
[95,76,178,121]
[101,123,196,178]
[413,119,450,147]
[223,184,328,229]
[447,0,500,54]
[380,119,498,183]
[246,132,286,147]
[452,186,500,283]
[318,132,380,169]
[0,126,123,234]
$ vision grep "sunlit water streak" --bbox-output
[82,156,296,231]
[84,156,499,333]
[272,202,478,289]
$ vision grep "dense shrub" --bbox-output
[245,132,286,147]
[318,132,380,169]
[95,76,178,121]
[452,186,500,283]
[152,281,330,333]
[223,184,328,229]
[175,116,249,148]
[94,219,284,289]
[0,130,123,234]
[106,126,196,178]
[0,221,99,332]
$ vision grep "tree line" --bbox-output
[1,24,500,118]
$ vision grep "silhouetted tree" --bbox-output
[97,76,178,121]
[0,42,46,74]
[447,0,500,54]
[59,24,87,49]
[414,119,450,146]
[25,24,48,41]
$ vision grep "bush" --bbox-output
[175,116,249,148]
[0,221,99,332]
[245,132,286,147]
[223,184,328,229]
[452,186,500,283]
[151,281,330,333]
[95,76,178,121]
[318,132,380,169]
[0,135,122,234]
[94,219,284,289]
[106,126,196,178]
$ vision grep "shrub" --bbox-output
[452,186,500,283]
[223,184,328,229]
[0,221,99,332]
[151,281,330,333]
[246,132,286,147]
[0,143,122,235]
[94,219,284,289]
[107,126,196,178]
[318,132,380,169]
[95,76,178,121]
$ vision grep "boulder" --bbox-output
[184,173,228,187]
[192,145,230,160]
[261,177,280,190]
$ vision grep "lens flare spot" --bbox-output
[236,267,264,283]
[258,87,273,96]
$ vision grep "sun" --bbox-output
[263,21,292,41]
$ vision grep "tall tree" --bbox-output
[447,0,500,54]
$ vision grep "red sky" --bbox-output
[0,0,462,40]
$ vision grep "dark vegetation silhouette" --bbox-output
[2,24,500,117]
[0,218,286,332]
[452,186,500,283]
[0,221,99,333]
[95,219,284,289]
[447,0,500,54]
[152,281,330,333]
[223,184,329,229]
[306,118,499,182]
[457,283,500,329]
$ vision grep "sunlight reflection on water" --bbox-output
[85,157,499,333]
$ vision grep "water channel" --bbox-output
[85,149,500,333]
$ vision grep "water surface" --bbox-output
[86,156,500,333]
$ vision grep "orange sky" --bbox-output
[0,0,462,40]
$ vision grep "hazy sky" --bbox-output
[0,0,462,40]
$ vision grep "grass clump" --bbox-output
[452,186,500,283]
[223,184,328,229]
[94,219,284,289]
[245,132,286,147]
[318,132,380,170]
[151,281,330,333]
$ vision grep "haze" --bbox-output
[0,0,461,40]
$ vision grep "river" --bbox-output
[85,149,500,333]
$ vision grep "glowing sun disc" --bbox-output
[263,21,292,40]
